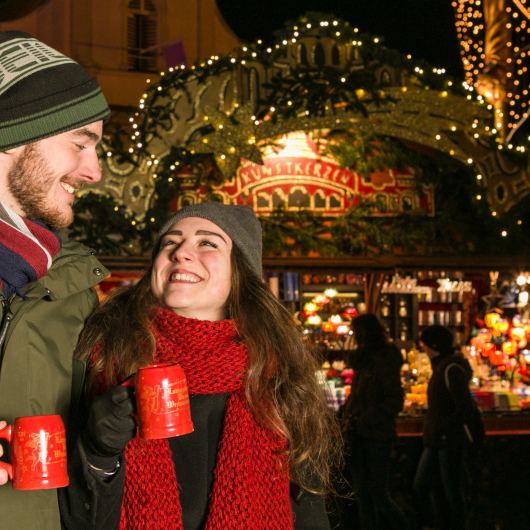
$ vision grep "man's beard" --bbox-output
[7,143,79,230]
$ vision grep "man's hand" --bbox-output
[0,421,8,485]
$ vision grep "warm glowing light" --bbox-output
[494,319,510,334]
[307,315,322,325]
[519,291,529,306]
[313,294,330,306]
[502,341,518,356]
[324,288,338,298]
[510,327,526,342]
[477,328,493,343]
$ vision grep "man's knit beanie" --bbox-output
[0,31,110,151]
[153,202,263,278]
[420,325,455,354]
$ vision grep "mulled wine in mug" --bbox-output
[0,414,69,490]
[122,362,194,439]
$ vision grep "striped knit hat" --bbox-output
[0,31,110,151]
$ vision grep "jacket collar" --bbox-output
[21,231,109,301]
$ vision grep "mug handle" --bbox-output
[0,425,13,480]
[118,374,139,424]
[120,373,136,388]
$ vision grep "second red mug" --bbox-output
[123,363,194,439]
[0,414,69,490]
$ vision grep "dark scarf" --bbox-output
[0,201,61,298]
[119,308,293,530]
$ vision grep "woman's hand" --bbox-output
[83,386,137,460]
[0,421,8,485]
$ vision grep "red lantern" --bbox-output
[489,349,505,365]
[321,322,335,333]
[482,343,496,357]
[302,310,316,319]
[343,307,358,318]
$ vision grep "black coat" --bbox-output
[59,393,330,530]
[346,344,404,441]
[423,352,475,449]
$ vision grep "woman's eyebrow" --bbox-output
[161,229,227,244]
[195,229,227,243]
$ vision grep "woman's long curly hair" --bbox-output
[75,245,340,494]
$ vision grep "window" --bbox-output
[299,44,308,66]
[331,45,340,66]
[313,42,325,67]
[128,0,157,72]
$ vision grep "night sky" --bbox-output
[217,0,464,79]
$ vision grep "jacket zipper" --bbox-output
[53,251,95,265]
[0,298,13,374]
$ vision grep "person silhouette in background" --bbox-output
[414,325,475,530]
[344,314,409,530]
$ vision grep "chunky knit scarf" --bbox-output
[0,201,61,298]
[119,308,293,530]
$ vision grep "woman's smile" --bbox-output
[152,217,232,321]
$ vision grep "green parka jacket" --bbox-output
[0,235,108,530]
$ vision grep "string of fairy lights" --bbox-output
[453,0,530,138]
[80,12,530,254]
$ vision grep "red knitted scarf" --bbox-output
[119,308,293,530]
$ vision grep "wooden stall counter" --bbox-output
[397,411,530,436]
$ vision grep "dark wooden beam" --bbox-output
[97,254,528,273]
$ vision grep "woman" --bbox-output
[59,202,338,530]
[344,314,409,530]
[414,325,475,530]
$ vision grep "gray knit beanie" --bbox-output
[0,31,110,151]
[153,202,263,277]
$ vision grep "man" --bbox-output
[0,30,110,528]
[414,325,476,530]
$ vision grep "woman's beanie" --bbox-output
[0,31,110,151]
[153,202,263,277]
[420,325,454,353]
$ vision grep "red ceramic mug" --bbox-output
[123,363,194,439]
[0,415,69,490]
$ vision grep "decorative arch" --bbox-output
[178,194,196,209]
[288,186,310,209]
[256,191,271,209]
[314,189,326,209]
[329,192,342,210]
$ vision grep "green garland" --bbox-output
[71,12,530,257]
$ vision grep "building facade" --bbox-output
[0,0,239,106]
